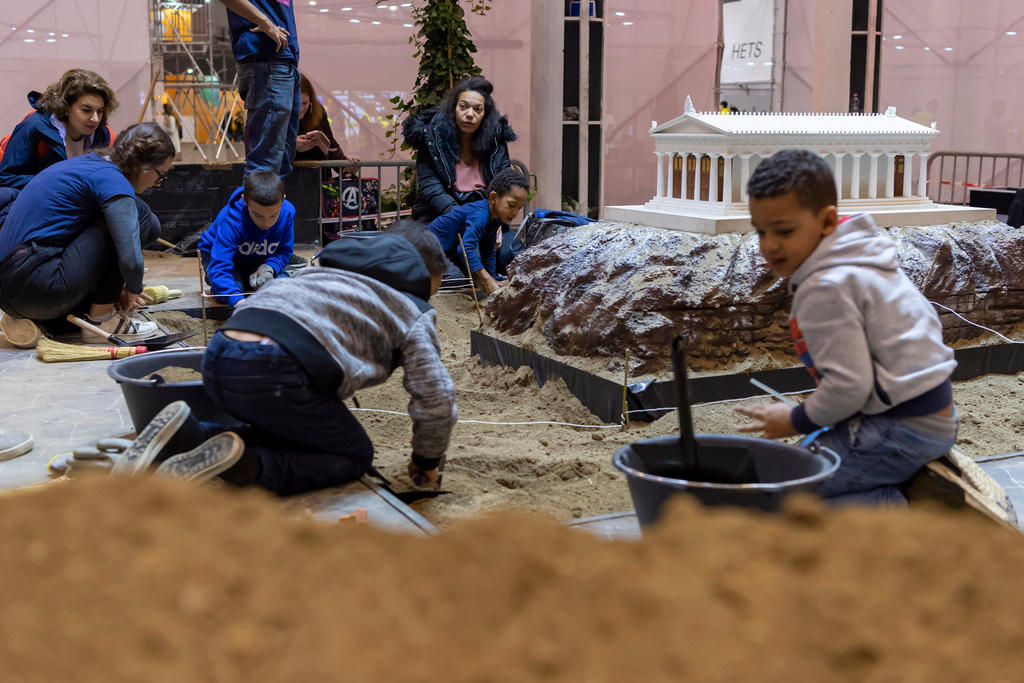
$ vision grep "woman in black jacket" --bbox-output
[402,76,516,222]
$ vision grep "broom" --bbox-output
[36,338,148,363]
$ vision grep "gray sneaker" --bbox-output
[155,432,243,482]
[112,401,191,476]
[0,429,33,461]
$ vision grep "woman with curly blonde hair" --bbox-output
[0,68,118,190]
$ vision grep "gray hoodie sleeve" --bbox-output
[100,196,145,293]
[401,310,458,460]
[790,281,875,431]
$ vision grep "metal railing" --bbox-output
[927,151,1024,205]
[304,159,532,242]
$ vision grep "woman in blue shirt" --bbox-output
[0,122,174,348]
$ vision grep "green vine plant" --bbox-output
[380,0,492,159]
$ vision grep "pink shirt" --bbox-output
[453,158,486,193]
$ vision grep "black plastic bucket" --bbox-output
[613,434,840,526]
[107,348,239,432]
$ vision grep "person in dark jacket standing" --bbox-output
[220,0,300,179]
[402,76,517,222]
[0,69,117,191]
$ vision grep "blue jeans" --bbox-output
[177,332,373,495]
[237,59,300,178]
[815,413,957,505]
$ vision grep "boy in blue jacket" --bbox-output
[428,167,528,296]
[198,171,295,306]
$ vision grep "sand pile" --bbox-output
[2,475,1023,681]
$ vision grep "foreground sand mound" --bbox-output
[2,477,1024,681]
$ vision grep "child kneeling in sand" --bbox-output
[198,171,295,307]
[736,149,958,505]
[114,221,457,493]
[428,167,528,296]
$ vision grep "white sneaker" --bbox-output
[0,313,42,349]
[80,313,160,344]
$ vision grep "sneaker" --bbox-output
[112,401,191,477]
[0,429,33,461]
[155,432,244,482]
[0,313,42,349]
[80,312,159,344]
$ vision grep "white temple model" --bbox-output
[604,95,995,234]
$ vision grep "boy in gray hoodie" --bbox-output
[736,149,958,505]
[121,221,457,495]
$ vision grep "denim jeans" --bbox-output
[237,59,300,178]
[815,413,957,506]
[184,332,373,495]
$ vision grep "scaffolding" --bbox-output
[146,0,244,162]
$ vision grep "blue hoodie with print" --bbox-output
[198,187,295,306]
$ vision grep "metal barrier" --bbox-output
[927,151,1024,205]
[305,158,532,242]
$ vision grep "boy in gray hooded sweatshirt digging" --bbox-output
[736,149,958,505]
[117,221,457,495]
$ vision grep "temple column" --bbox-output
[709,153,719,202]
[884,152,897,198]
[833,152,845,199]
[918,152,930,197]
[723,154,735,203]
[740,153,752,201]
[850,153,863,199]
[655,152,665,197]
[902,156,913,197]
[680,153,689,200]
[666,153,675,199]
[868,152,880,199]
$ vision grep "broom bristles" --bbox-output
[36,338,147,363]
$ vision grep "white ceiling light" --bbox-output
[46,38,55,42]
[892,34,902,39]
[26,28,34,33]
[894,45,904,50]
[319,8,328,12]
[350,18,360,22]
[1007,31,1017,36]
[403,23,413,27]
[308,0,316,4]
[23,38,34,42]
[944,46,953,51]
[372,20,381,24]
[622,21,633,26]
[615,11,625,16]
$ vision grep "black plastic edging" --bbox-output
[471,331,1024,425]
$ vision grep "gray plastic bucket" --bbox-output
[613,434,840,527]
[107,347,239,432]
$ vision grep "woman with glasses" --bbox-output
[0,122,174,348]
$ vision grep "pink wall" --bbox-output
[880,0,1024,153]
[4,0,1022,207]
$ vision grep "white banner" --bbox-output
[721,0,775,85]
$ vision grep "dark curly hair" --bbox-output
[107,123,175,183]
[747,149,837,213]
[387,219,446,277]
[39,69,118,127]
[487,167,529,197]
[443,76,504,160]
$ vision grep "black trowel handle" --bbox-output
[671,336,699,470]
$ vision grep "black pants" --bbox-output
[0,197,159,321]
[166,332,373,496]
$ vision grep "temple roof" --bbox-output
[650,96,940,137]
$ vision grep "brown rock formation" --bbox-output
[486,221,1024,374]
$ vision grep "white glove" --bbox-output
[249,264,276,290]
